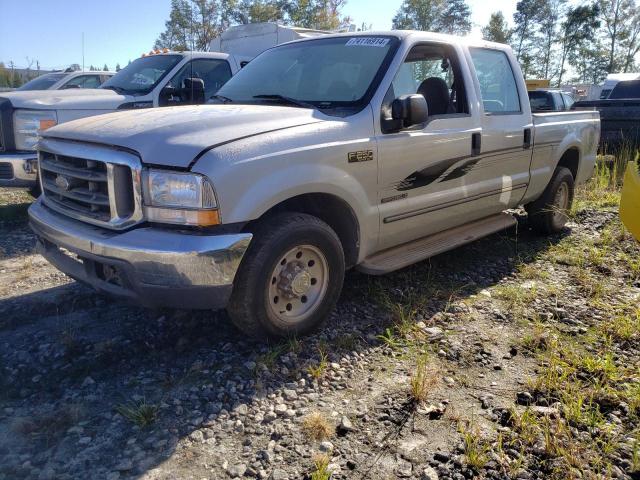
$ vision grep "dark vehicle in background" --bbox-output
[573,80,640,151]
[528,89,575,112]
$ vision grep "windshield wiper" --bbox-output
[211,94,233,104]
[253,94,317,110]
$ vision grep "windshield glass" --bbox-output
[17,73,66,91]
[216,36,399,112]
[101,55,182,95]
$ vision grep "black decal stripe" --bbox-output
[383,183,528,224]
[393,146,529,192]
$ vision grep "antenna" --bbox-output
[82,32,85,71]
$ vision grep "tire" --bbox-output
[525,167,574,234]
[227,212,345,339]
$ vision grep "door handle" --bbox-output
[523,128,532,149]
[471,133,481,156]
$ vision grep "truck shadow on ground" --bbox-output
[0,217,569,479]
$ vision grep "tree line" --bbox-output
[483,0,640,85]
[154,0,350,51]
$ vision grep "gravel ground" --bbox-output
[0,187,638,480]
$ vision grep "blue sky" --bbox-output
[0,0,518,71]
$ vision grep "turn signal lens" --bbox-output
[144,207,220,226]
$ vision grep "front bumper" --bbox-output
[0,152,38,187]
[29,199,252,309]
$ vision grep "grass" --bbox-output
[458,422,490,470]
[12,403,84,442]
[409,353,439,404]
[302,412,333,441]
[115,399,158,428]
[307,345,329,381]
[310,454,331,480]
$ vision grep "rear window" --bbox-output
[469,48,521,114]
[609,80,640,99]
[528,91,553,111]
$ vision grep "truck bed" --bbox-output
[573,99,640,150]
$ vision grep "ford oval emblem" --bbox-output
[55,175,71,191]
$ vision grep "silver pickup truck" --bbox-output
[28,31,600,338]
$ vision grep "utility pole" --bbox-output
[82,32,85,71]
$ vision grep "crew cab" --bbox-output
[28,32,600,339]
[17,70,115,91]
[0,51,239,190]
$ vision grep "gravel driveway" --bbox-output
[0,187,637,480]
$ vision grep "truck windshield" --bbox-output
[215,36,399,113]
[609,80,640,99]
[101,55,182,95]
[17,73,66,91]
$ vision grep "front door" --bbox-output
[376,42,481,250]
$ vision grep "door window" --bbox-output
[388,43,468,117]
[469,48,521,114]
[166,59,232,101]
[561,93,575,109]
[62,75,102,89]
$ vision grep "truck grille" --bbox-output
[39,146,143,230]
[0,162,13,179]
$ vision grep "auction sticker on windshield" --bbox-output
[346,38,390,47]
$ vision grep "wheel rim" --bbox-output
[552,181,570,226]
[267,245,329,324]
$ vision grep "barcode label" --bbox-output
[345,38,390,48]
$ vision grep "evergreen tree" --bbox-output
[512,0,546,77]
[482,11,511,43]
[103,64,109,71]
[392,0,471,35]
[557,3,600,85]
[115,63,121,72]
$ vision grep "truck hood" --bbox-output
[42,104,325,167]
[2,89,129,110]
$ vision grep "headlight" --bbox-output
[142,170,220,226]
[13,110,57,151]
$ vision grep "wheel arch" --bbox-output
[246,192,360,269]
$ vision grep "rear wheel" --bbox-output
[227,213,345,339]
[525,167,574,234]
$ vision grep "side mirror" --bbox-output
[391,94,429,129]
[183,78,205,104]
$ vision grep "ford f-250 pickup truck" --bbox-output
[0,51,239,191]
[28,31,600,338]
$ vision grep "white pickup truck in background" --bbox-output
[0,51,239,191]
[16,70,115,91]
[29,31,600,339]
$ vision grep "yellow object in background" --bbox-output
[620,161,640,241]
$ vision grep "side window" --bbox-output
[469,48,521,114]
[562,93,575,110]
[61,76,85,89]
[387,43,468,117]
[167,59,233,100]
[80,75,101,88]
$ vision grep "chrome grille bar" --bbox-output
[38,137,143,230]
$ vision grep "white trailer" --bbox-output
[210,23,329,65]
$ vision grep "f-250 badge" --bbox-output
[348,150,374,163]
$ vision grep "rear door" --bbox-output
[467,47,532,211]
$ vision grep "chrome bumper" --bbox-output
[0,152,38,187]
[29,198,252,309]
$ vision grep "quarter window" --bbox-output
[469,48,521,114]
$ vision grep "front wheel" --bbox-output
[525,166,575,234]
[227,213,345,339]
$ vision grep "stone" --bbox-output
[228,463,247,478]
[114,460,133,472]
[516,391,534,406]
[271,468,288,480]
[337,415,355,434]
[319,441,334,453]
[422,466,439,480]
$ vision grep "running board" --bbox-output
[358,213,517,275]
